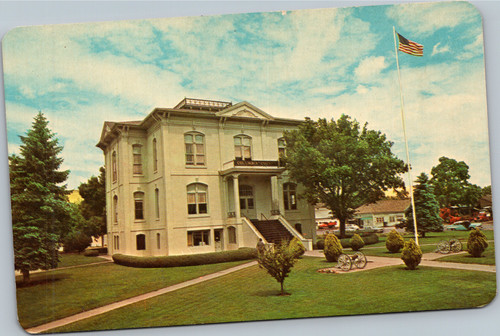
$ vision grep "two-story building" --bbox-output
[97,98,315,257]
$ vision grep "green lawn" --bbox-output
[436,243,496,265]
[360,244,437,258]
[50,257,496,333]
[16,260,251,329]
[56,253,109,268]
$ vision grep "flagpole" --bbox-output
[393,26,419,245]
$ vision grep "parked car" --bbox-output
[447,220,482,231]
[362,225,384,233]
[318,222,337,229]
[346,224,360,232]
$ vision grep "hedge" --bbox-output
[112,248,258,268]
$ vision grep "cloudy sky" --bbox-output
[2,1,490,189]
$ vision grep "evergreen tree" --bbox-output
[10,112,70,282]
[405,173,443,238]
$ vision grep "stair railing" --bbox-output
[260,213,268,221]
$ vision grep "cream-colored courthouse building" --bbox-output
[97,98,315,256]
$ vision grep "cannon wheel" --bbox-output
[353,252,367,269]
[450,239,462,253]
[337,254,352,271]
[437,240,451,254]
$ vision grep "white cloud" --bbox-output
[354,56,387,83]
[431,42,450,56]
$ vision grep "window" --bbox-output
[187,230,210,246]
[155,188,160,219]
[295,223,303,234]
[113,195,118,224]
[239,185,254,210]
[283,183,297,210]
[278,138,286,157]
[153,138,158,172]
[376,217,384,224]
[187,183,208,215]
[185,133,205,166]
[113,235,120,250]
[136,234,146,250]
[156,233,161,249]
[228,226,237,244]
[234,135,252,160]
[389,216,396,223]
[132,144,143,175]
[134,191,145,220]
[112,151,117,182]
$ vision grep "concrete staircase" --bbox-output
[250,219,294,244]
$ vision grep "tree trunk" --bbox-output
[339,218,346,238]
[280,281,284,295]
[22,269,30,283]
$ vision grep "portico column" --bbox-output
[277,176,285,216]
[271,175,279,213]
[232,175,241,222]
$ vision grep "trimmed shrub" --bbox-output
[83,249,99,257]
[324,234,343,262]
[350,234,365,251]
[63,231,92,253]
[289,237,306,258]
[386,229,405,253]
[401,239,422,270]
[467,228,488,257]
[362,233,379,245]
[112,248,257,268]
[315,239,325,250]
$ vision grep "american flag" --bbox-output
[397,33,423,56]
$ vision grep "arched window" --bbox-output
[134,191,145,220]
[112,151,117,182]
[278,138,286,157]
[153,138,158,172]
[154,188,160,219]
[132,144,143,175]
[113,195,118,224]
[234,135,252,160]
[184,132,205,166]
[228,226,237,244]
[187,183,208,215]
[283,183,297,210]
[114,235,120,250]
[136,234,146,250]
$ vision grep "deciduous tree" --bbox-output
[283,115,407,237]
[78,167,106,243]
[257,240,298,295]
[10,112,70,282]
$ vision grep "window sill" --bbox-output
[185,166,207,169]
[134,219,146,223]
[187,214,210,219]
[132,174,144,177]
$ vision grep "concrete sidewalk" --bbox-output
[26,261,258,334]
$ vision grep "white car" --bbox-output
[346,224,360,232]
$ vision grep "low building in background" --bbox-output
[354,199,411,227]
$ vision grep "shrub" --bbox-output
[467,228,488,257]
[289,237,306,258]
[386,229,405,253]
[63,231,92,253]
[350,234,365,251]
[324,234,343,262]
[112,248,257,268]
[83,249,99,257]
[258,240,298,295]
[315,239,325,250]
[400,239,422,270]
[362,233,379,245]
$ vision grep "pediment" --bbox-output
[216,101,274,120]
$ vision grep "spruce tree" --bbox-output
[405,173,443,238]
[10,112,70,282]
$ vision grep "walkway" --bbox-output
[26,261,257,334]
[305,250,496,273]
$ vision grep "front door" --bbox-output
[239,185,257,219]
[214,229,223,251]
